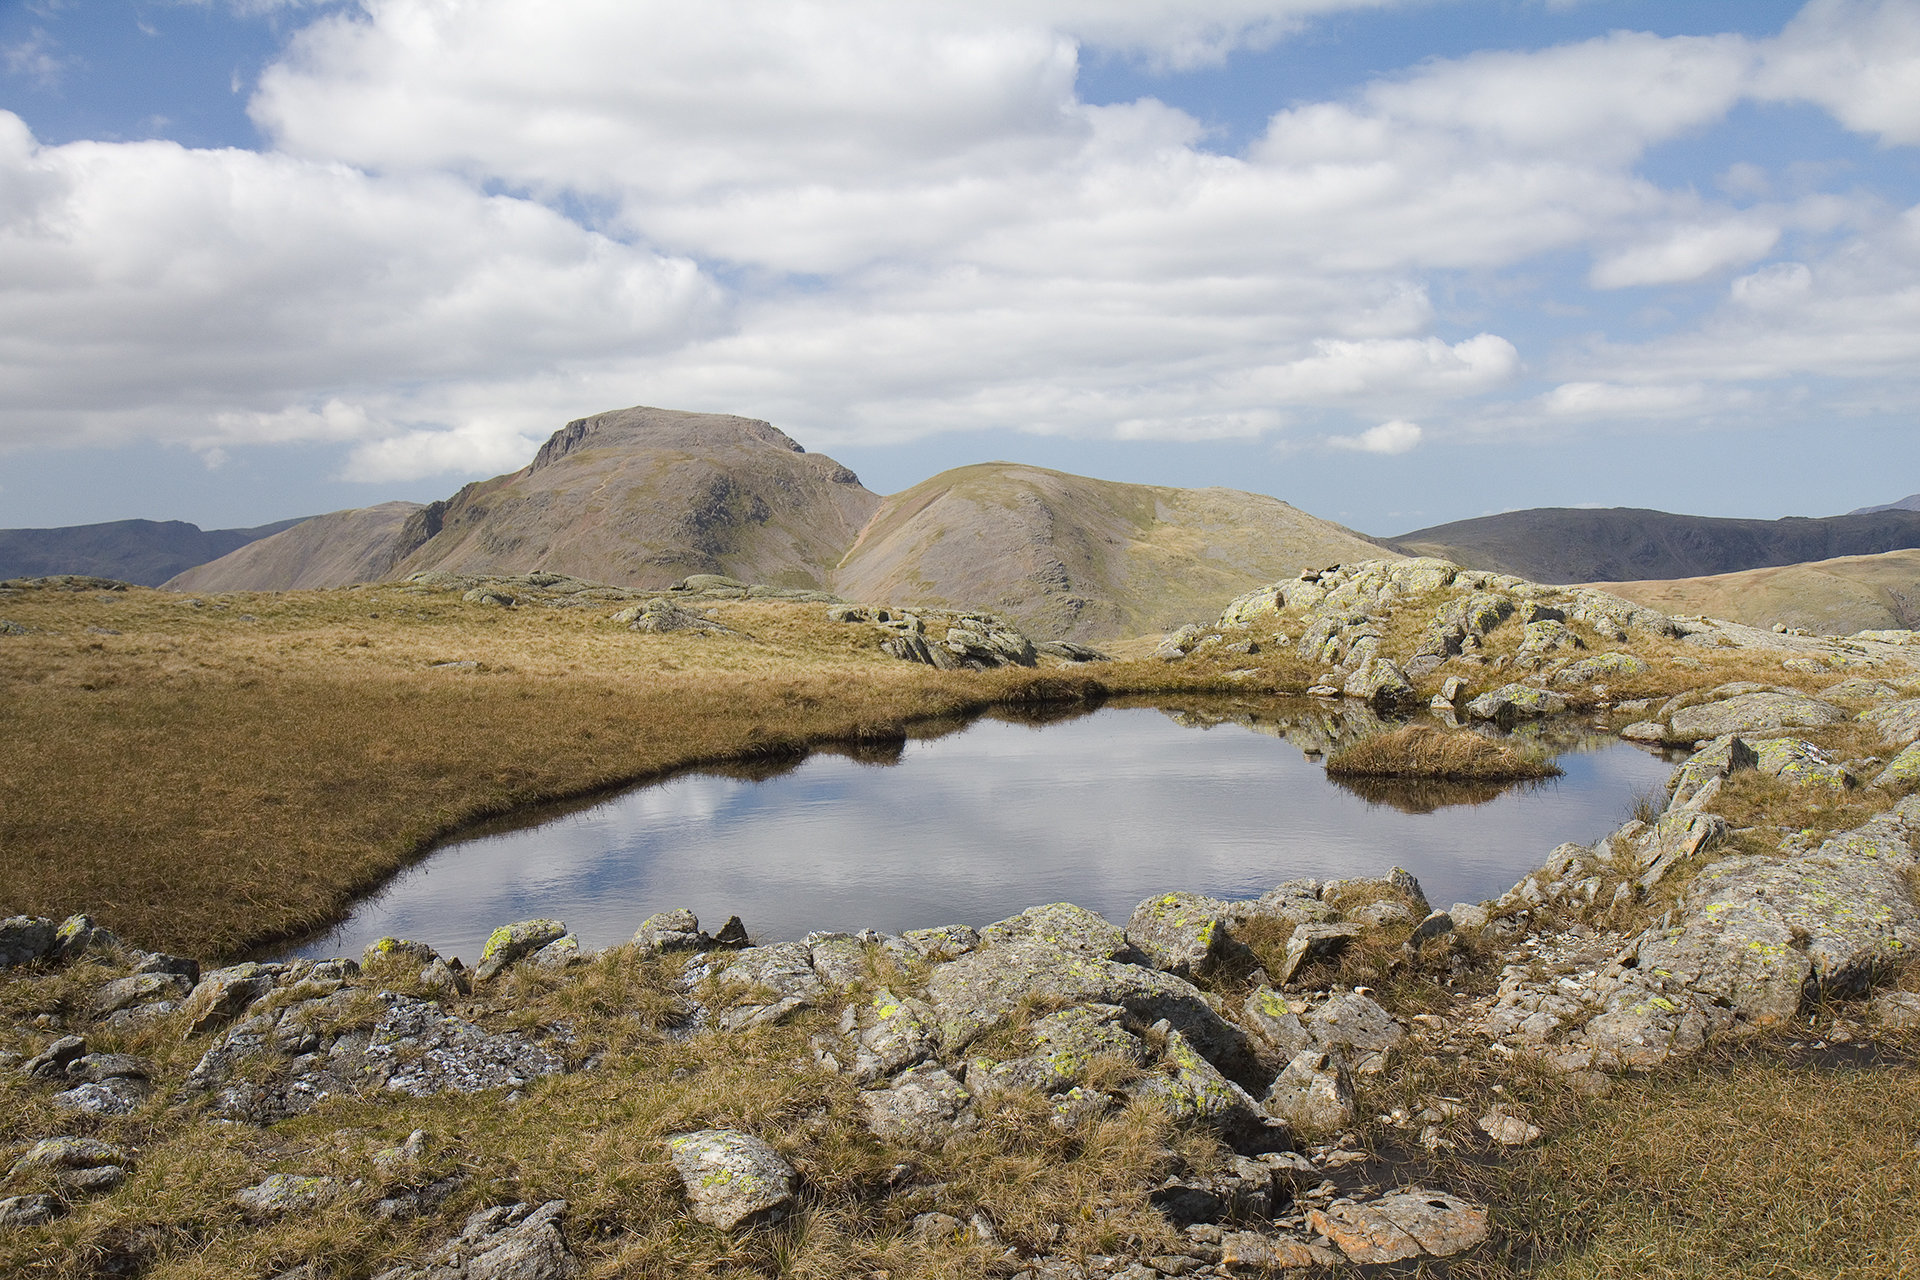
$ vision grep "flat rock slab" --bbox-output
[1861,698,1920,747]
[666,1130,795,1230]
[368,999,564,1097]
[1668,692,1846,743]
[1309,1191,1490,1263]
[926,936,1247,1070]
[860,1064,976,1147]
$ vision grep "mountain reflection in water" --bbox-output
[284,698,1676,965]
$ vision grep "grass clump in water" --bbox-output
[1326,723,1562,782]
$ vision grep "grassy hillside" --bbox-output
[1594,548,1920,634]
[835,462,1392,641]
[164,502,423,592]
[1392,506,1920,583]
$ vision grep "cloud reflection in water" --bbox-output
[289,705,1675,964]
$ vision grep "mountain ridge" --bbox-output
[1390,505,1920,583]
[0,516,309,587]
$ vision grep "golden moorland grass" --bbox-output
[6,579,1920,1278]
[0,581,1267,957]
[1324,723,1562,781]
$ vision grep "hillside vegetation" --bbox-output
[834,462,1389,642]
[1596,548,1920,635]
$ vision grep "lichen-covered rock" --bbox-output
[1130,1029,1264,1127]
[1667,735,1758,809]
[706,942,824,1030]
[1227,881,1334,930]
[366,997,564,1097]
[979,902,1132,959]
[1273,921,1362,985]
[10,1136,127,1194]
[1465,684,1568,725]
[0,1194,61,1227]
[848,989,941,1082]
[1565,798,1920,1069]
[1668,692,1846,743]
[475,920,569,981]
[902,924,979,960]
[666,1131,795,1230]
[1550,652,1651,687]
[1262,1049,1353,1131]
[20,1034,87,1079]
[1873,739,1920,789]
[0,916,56,968]
[1126,892,1237,979]
[631,908,709,956]
[51,914,117,961]
[1031,1003,1148,1073]
[363,938,442,970]
[1343,658,1418,712]
[1860,698,1920,747]
[1304,991,1404,1053]
[1308,1192,1489,1263]
[1240,986,1312,1056]
[860,1064,976,1147]
[90,971,192,1017]
[925,925,1249,1070]
[1747,737,1856,790]
[372,1200,580,1280]
[236,1174,342,1221]
[181,962,281,1036]
[52,1077,150,1116]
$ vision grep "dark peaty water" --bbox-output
[286,700,1676,964]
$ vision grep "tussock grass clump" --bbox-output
[1326,724,1561,782]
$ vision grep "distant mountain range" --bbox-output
[8,416,1919,640]
[1388,507,1920,584]
[0,516,308,587]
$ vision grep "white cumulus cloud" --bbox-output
[1329,419,1422,454]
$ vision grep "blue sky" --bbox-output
[2,0,1918,536]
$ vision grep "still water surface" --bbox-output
[289,701,1675,964]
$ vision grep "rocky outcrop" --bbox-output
[824,604,1042,669]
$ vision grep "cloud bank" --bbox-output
[1,0,1917,486]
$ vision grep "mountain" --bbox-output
[1389,507,1920,583]
[174,406,883,596]
[165,502,426,593]
[0,517,307,587]
[833,462,1393,641]
[1850,493,1920,515]
[1594,549,1920,635]
[164,405,1391,641]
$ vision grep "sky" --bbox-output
[2,1,1918,537]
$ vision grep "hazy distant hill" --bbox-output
[1390,507,1920,583]
[1596,548,1920,635]
[0,517,306,586]
[175,407,884,596]
[165,502,425,593]
[1850,493,1920,515]
[835,462,1391,641]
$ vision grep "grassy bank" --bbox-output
[0,580,1369,957]
[1324,724,1561,781]
[8,576,1920,1279]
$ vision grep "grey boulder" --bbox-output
[666,1130,795,1230]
